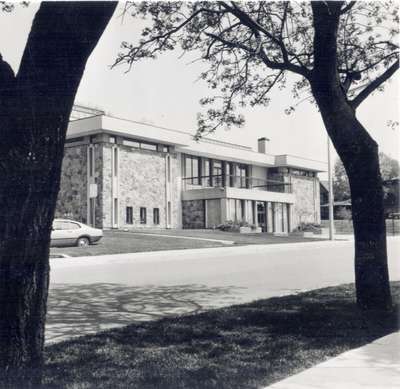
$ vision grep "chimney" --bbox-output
[257,137,270,154]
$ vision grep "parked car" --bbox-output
[51,219,103,247]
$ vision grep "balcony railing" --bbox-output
[182,174,292,193]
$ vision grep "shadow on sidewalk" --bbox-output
[44,283,400,389]
[46,283,246,343]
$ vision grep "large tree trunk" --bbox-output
[311,2,392,310]
[0,2,117,387]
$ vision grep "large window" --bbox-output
[225,162,234,187]
[212,160,223,187]
[204,158,211,186]
[236,164,249,188]
[140,207,147,224]
[185,155,200,185]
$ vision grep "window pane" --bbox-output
[140,207,147,224]
[126,207,133,224]
[113,148,118,176]
[192,157,199,185]
[153,208,159,224]
[185,156,192,179]
[123,139,140,148]
[63,222,80,230]
[140,142,157,151]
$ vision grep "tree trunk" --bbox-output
[0,2,117,387]
[311,2,392,310]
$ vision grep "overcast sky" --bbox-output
[1,2,399,175]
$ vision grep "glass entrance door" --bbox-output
[257,202,267,232]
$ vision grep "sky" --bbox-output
[1,2,399,177]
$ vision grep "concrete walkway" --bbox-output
[266,331,400,389]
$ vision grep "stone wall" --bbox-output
[110,145,179,229]
[56,144,88,223]
[182,200,205,229]
[291,175,320,229]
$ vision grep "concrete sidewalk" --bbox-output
[266,331,400,389]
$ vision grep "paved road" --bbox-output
[46,237,400,343]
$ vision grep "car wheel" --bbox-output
[76,237,90,247]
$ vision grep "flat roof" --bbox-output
[66,114,326,172]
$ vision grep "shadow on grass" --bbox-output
[47,283,245,343]
[44,282,399,389]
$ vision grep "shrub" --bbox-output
[297,222,322,233]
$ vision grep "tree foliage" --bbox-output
[115,1,399,136]
[334,152,400,201]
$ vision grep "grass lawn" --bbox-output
[50,229,323,258]
[50,230,226,257]
[43,282,399,389]
[128,228,327,245]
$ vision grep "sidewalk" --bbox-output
[266,331,400,389]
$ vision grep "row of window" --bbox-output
[126,207,160,225]
[120,137,169,153]
[184,155,249,188]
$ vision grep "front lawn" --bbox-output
[43,282,399,388]
[50,230,226,257]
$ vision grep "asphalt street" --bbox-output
[46,237,400,343]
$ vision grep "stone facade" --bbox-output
[291,175,321,228]
[115,145,178,229]
[182,200,205,229]
[56,144,88,223]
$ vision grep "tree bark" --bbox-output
[311,2,392,310]
[0,2,117,387]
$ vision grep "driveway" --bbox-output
[46,237,400,343]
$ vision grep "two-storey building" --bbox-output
[56,106,326,233]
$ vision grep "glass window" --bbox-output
[204,159,211,186]
[89,147,94,177]
[122,139,140,148]
[213,160,223,187]
[114,199,118,225]
[167,155,171,183]
[61,222,80,230]
[163,146,169,153]
[225,162,232,187]
[53,221,63,230]
[113,148,118,176]
[185,155,200,185]
[236,164,248,188]
[109,136,116,144]
[153,208,160,225]
[126,207,133,224]
[140,142,157,151]
[140,207,147,224]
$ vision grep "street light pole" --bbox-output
[327,136,335,240]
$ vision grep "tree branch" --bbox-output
[219,1,310,78]
[340,1,357,15]
[351,59,399,109]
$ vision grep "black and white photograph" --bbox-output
[0,1,399,388]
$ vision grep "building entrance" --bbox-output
[257,202,267,232]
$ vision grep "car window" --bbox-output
[53,221,63,230]
[61,222,81,230]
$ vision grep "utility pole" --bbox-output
[327,136,335,240]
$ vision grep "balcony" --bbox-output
[182,174,292,193]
